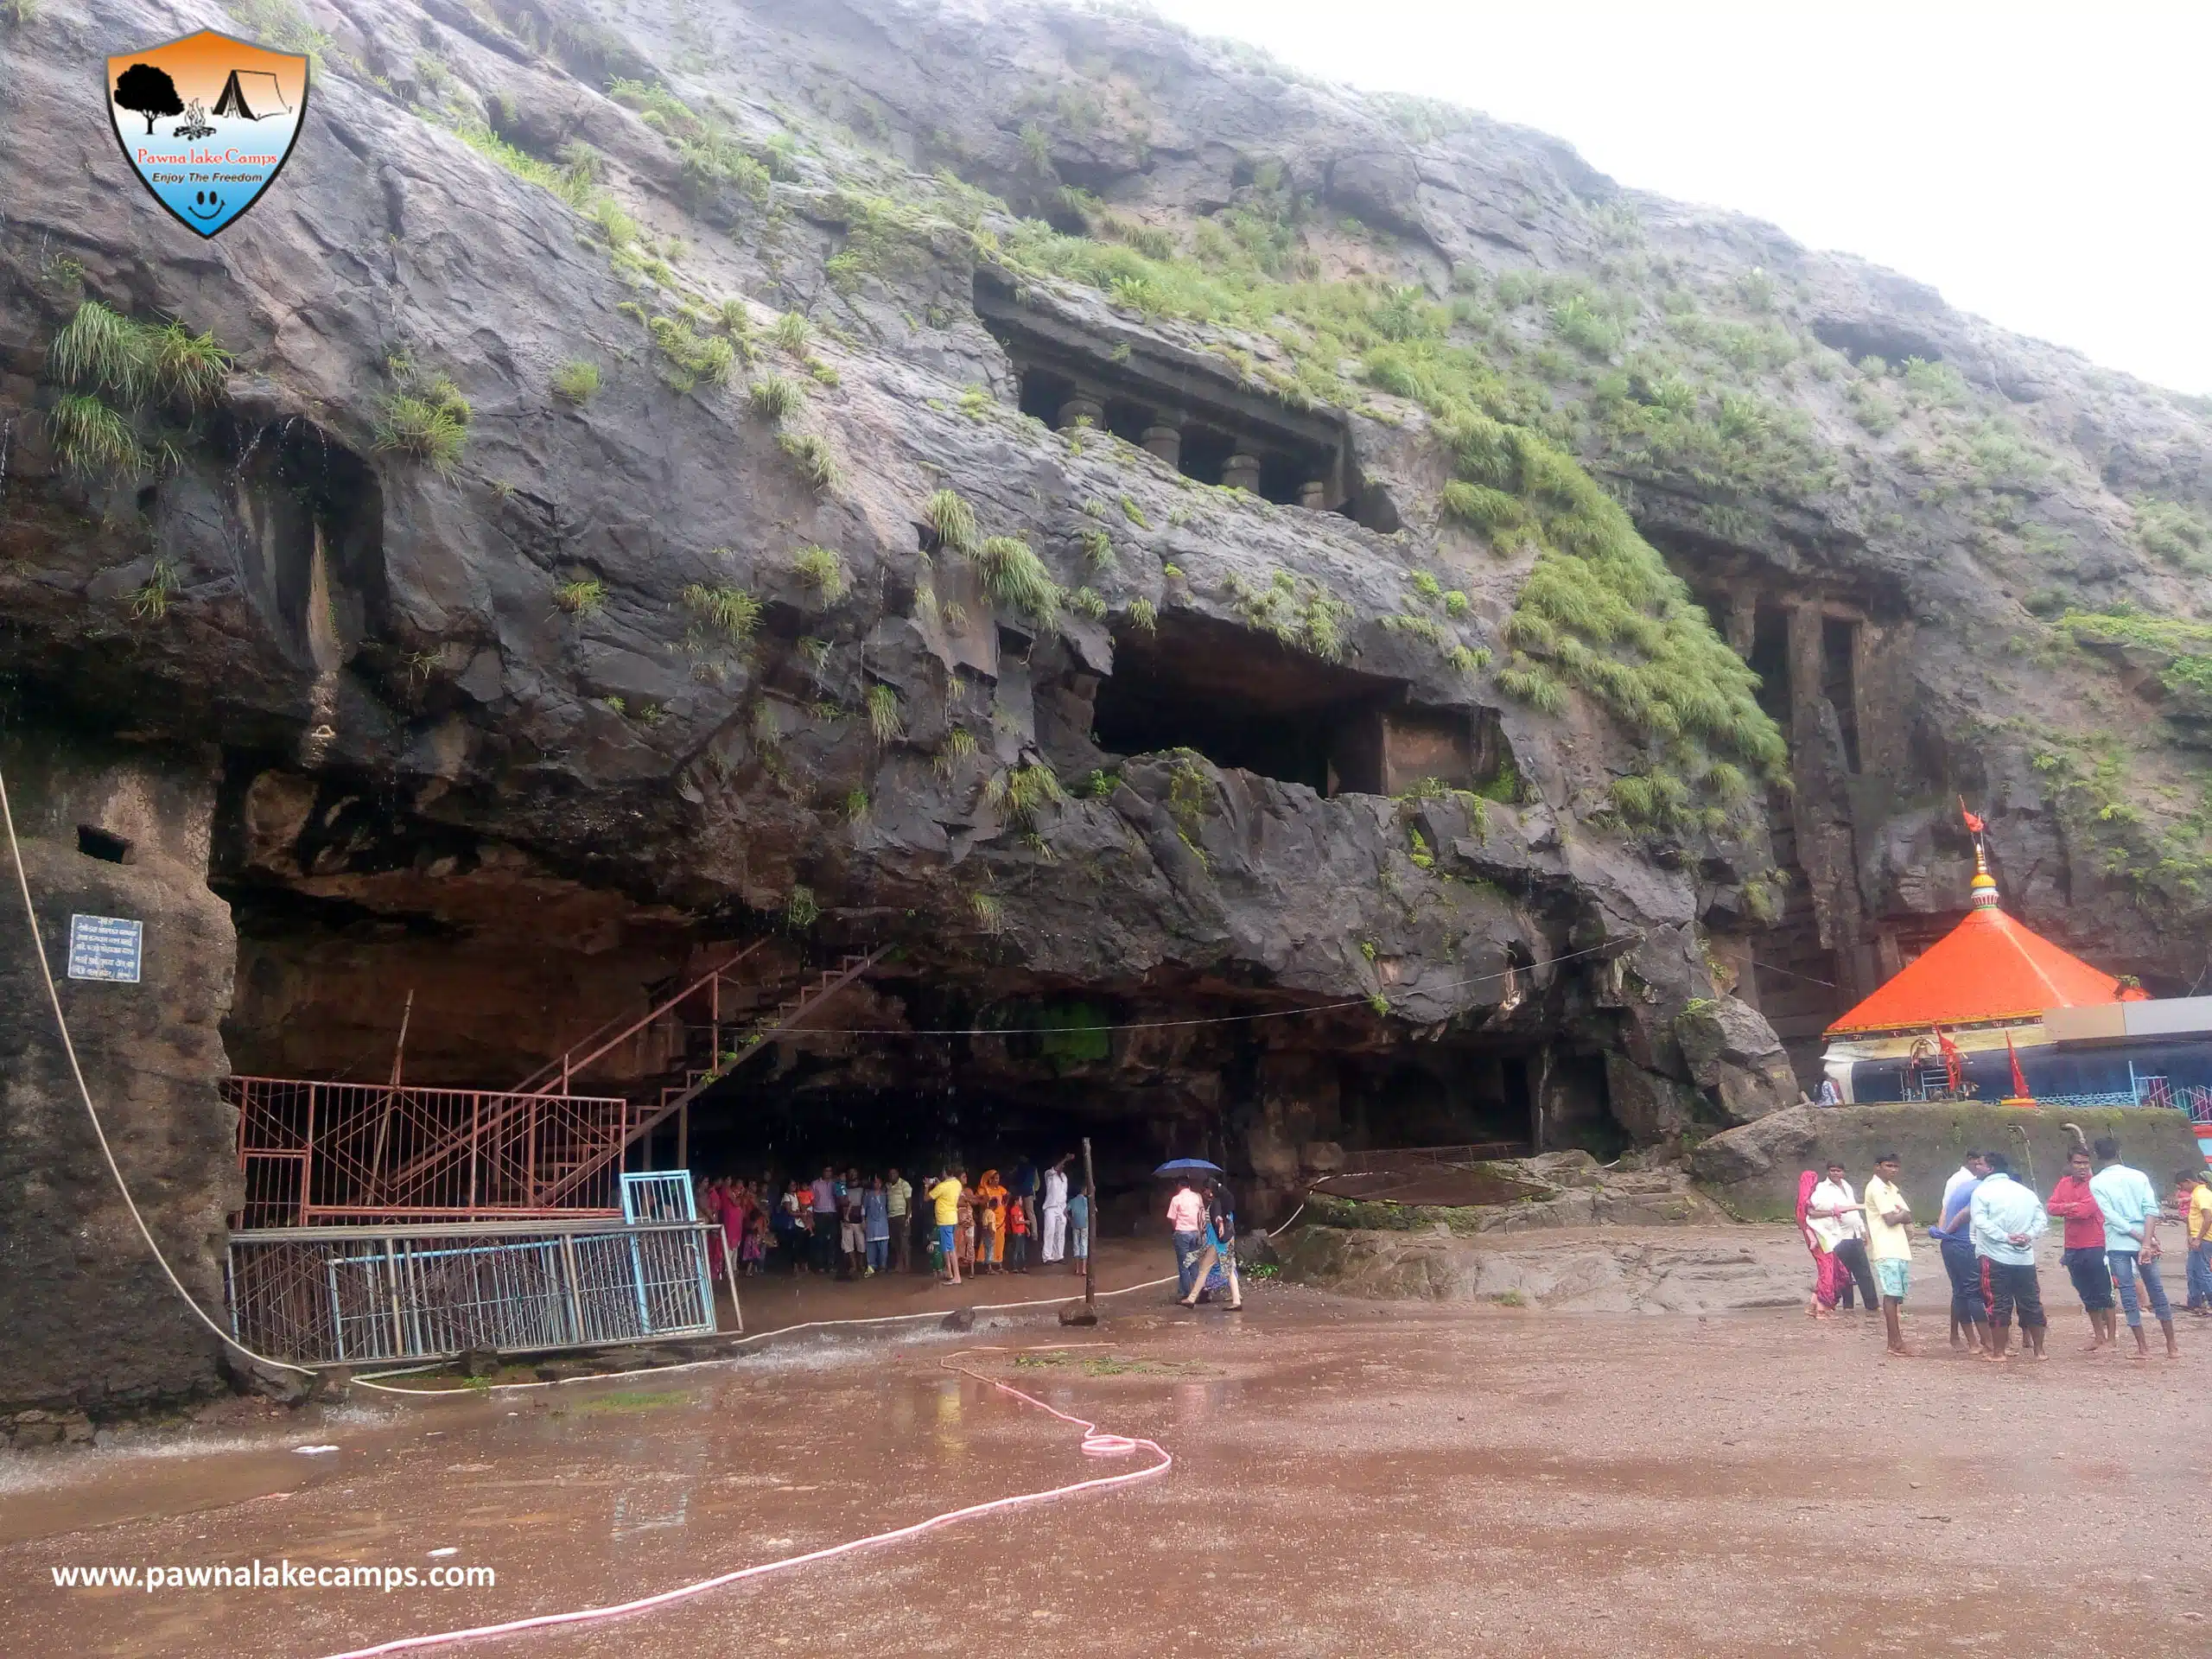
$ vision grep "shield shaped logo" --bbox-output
[107,29,309,238]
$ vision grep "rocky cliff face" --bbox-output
[3,0,2207,1403]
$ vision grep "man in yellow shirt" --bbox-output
[1861,1153,1914,1357]
[928,1168,967,1286]
[2174,1168,2212,1316]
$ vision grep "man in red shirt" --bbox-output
[2047,1145,2115,1351]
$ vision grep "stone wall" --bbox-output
[0,728,238,1413]
[1689,1103,2204,1222]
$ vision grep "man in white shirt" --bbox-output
[1861,1153,1914,1357]
[1968,1152,2049,1361]
[1039,1154,1071,1264]
[1808,1161,1878,1315]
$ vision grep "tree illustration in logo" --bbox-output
[114,62,184,135]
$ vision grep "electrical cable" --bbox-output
[317,1344,1171,1659]
[354,1202,1311,1396]
[751,937,1639,1039]
[0,760,315,1378]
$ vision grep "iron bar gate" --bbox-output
[226,1217,719,1365]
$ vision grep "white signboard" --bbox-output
[67,914,143,983]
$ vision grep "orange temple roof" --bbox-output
[1825,852,2120,1036]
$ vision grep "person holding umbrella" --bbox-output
[1158,1159,1218,1300]
[1179,1178,1243,1312]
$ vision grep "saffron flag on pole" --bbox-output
[2005,1030,2031,1101]
[1960,798,1986,836]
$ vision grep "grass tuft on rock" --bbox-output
[971,534,1064,624]
[551,359,601,404]
[791,544,847,602]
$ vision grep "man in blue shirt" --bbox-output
[2089,1136,2178,1360]
[1968,1152,2048,1361]
[1930,1150,1993,1353]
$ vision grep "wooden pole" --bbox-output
[388,988,414,1088]
[1082,1135,1096,1316]
[365,989,415,1205]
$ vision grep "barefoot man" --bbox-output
[2090,1136,2179,1360]
[2046,1144,2116,1351]
[1862,1153,1914,1356]
[1968,1152,2048,1361]
[929,1166,967,1287]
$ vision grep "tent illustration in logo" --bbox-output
[212,68,291,120]
[106,29,309,239]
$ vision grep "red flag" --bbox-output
[2005,1031,2030,1100]
[1936,1027,1965,1094]
[1959,797,1986,836]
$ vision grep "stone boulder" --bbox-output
[1602,1054,1707,1145]
[1675,997,1799,1123]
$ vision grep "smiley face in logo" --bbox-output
[187,188,226,222]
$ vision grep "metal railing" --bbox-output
[229,1077,631,1227]
[226,1217,718,1365]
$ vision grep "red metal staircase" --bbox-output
[531,946,889,1206]
[231,942,887,1226]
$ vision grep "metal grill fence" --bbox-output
[226,1218,718,1365]
[228,1077,632,1226]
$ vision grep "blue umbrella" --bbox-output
[1154,1159,1224,1176]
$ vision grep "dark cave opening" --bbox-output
[1017,365,1074,425]
[76,824,134,863]
[1094,610,1398,794]
[1176,424,1233,486]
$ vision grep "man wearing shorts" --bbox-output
[928,1168,966,1286]
[1861,1153,1913,1356]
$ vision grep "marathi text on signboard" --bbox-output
[67,914,143,983]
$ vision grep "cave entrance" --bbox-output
[1339,1047,1535,1153]
[1094,610,1401,794]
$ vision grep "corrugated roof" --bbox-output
[1825,903,2120,1036]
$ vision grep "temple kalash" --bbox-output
[1820,812,2212,1161]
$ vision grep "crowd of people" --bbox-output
[694,1154,1090,1285]
[1796,1133,2212,1360]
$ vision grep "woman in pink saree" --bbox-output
[1796,1168,1840,1318]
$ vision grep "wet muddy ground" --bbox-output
[7,1230,2208,1657]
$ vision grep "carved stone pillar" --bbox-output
[1221,451,1262,493]
[1141,423,1182,469]
[1726,596,1756,658]
[1298,480,1330,511]
[1056,391,1103,431]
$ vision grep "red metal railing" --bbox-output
[512,943,767,1097]
[229,1078,630,1229]
[228,943,889,1228]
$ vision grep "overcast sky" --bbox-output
[1140,1,2212,396]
